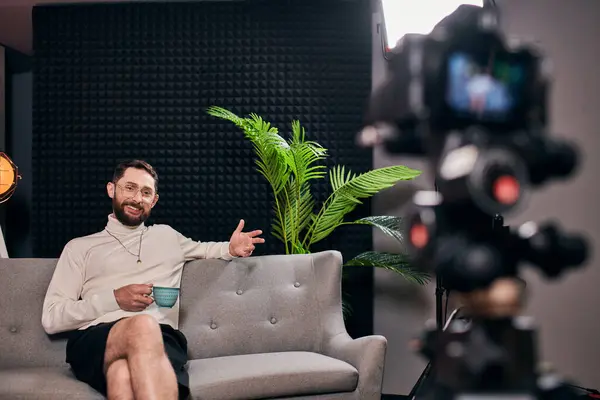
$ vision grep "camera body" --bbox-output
[373,5,547,136]
[388,14,546,134]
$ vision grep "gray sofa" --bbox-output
[0,250,387,399]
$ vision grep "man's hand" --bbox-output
[229,219,265,257]
[114,283,154,312]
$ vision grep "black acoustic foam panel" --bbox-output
[32,0,374,334]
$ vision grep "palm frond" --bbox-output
[270,120,327,250]
[350,216,404,244]
[206,106,245,128]
[286,120,327,182]
[208,106,294,251]
[306,165,421,246]
[272,178,316,251]
[345,251,430,285]
[207,106,290,195]
[291,241,310,254]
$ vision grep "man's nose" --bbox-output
[133,190,144,202]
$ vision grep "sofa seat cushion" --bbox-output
[187,351,358,400]
[0,367,104,399]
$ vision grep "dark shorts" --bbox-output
[66,319,190,400]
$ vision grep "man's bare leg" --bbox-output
[105,359,134,400]
[104,315,178,400]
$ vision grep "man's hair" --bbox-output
[112,159,159,192]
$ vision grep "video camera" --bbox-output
[361,4,590,399]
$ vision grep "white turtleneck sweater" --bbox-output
[41,214,234,335]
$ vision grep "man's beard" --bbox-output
[113,197,151,226]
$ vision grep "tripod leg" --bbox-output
[407,278,446,399]
[407,362,432,399]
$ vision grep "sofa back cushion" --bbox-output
[0,259,69,369]
[179,251,341,360]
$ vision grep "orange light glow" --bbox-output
[0,153,20,203]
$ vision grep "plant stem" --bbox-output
[273,193,290,254]
[295,180,301,248]
[282,187,296,253]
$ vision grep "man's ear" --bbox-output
[107,182,115,199]
[151,193,159,208]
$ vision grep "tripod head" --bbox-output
[360,3,590,399]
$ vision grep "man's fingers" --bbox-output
[128,300,150,311]
[135,295,154,305]
[132,284,153,295]
[252,237,265,244]
[234,219,245,233]
[247,230,262,237]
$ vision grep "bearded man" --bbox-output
[41,159,264,400]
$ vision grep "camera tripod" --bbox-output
[407,213,508,400]
[406,182,454,400]
[406,275,446,400]
[404,209,588,400]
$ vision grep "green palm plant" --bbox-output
[207,106,430,291]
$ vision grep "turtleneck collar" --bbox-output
[105,213,146,235]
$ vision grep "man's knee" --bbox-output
[126,315,162,340]
[105,315,164,362]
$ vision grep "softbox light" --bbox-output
[380,0,484,53]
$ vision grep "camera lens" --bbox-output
[468,147,529,215]
[491,175,520,205]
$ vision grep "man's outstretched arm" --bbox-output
[176,230,236,261]
[176,219,265,261]
[41,243,120,335]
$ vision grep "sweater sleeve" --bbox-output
[175,230,236,261]
[41,243,121,335]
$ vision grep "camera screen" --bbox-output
[445,52,525,122]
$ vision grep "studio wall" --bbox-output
[31,0,375,337]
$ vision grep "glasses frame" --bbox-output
[115,182,157,203]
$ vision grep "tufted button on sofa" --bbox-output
[0,250,387,399]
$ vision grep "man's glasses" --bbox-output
[116,183,155,202]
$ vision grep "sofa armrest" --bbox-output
[323,332,387,400]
